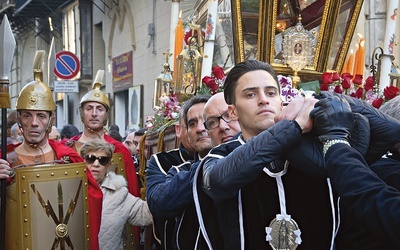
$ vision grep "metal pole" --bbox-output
[0,109,7,250]
[0,14,16,250]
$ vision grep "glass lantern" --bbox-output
[154,50,173,107]
[173,24,203,103]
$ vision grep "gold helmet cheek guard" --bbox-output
[46,111,56,134]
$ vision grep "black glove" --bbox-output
[315,91,400,164]
[310,96,354,142]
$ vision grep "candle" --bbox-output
[346,49,354,75]
[353,44,359,76]
[353,35,365,77]
[342,55,348,75]
[174,12,184,60]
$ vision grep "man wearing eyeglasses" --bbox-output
[146,93,241,249]
[203,92,241,146]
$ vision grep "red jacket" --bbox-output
[5,140,103,250]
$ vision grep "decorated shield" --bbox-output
[110,153,137,249]
[5,162,89,250]
[110,153,125,177]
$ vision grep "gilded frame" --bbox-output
[232,0,364,81]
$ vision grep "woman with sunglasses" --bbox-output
[80,140,153,250]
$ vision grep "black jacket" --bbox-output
[146,143,194,249]
[198,120,336,249]
[331,145,400,249]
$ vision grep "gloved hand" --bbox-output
[315,91,400,164]
[310,95,354,142]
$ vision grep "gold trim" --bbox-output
[232,0,245,62]
[334,0,364,72]
[259,0,276,62]
[315,0,339,72]
[110,153,125,176]
[6,162,89,250]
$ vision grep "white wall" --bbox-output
[101,0,172,129]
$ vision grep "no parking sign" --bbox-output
[54,51,80,79]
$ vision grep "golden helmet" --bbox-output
[79,82,110,110]
[79,70,109,110]
[15,70,56,112]
[79,70,109,126]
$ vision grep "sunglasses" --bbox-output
[84,154,111,166]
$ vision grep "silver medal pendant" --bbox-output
[266,215,301,250]
[264,163,302,250]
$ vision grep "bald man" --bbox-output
[203,92,241,146]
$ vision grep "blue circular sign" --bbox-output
[54,51,80,79]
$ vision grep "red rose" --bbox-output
[341,73,353,82]
[364,76,375,91]
[320,83,329,91]
[341,78,351,89]
[321,72,333,84]
[353,74,363,85]
[372,97,384,108]
[383,85,400,100]
[354,87,364,98]
[212,66,225,80]
[334,84,343,94]
[202,75,214,85]
[202,76,218,92]
[332,72,340,81]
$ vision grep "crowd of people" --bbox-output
[1,58,400,250]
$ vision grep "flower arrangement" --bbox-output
[320,71,400,108]
[372,85,400,108]
[201,65,226,95]
[278,75,314,104]
[279,75,300,103]
[145,94,180,132]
